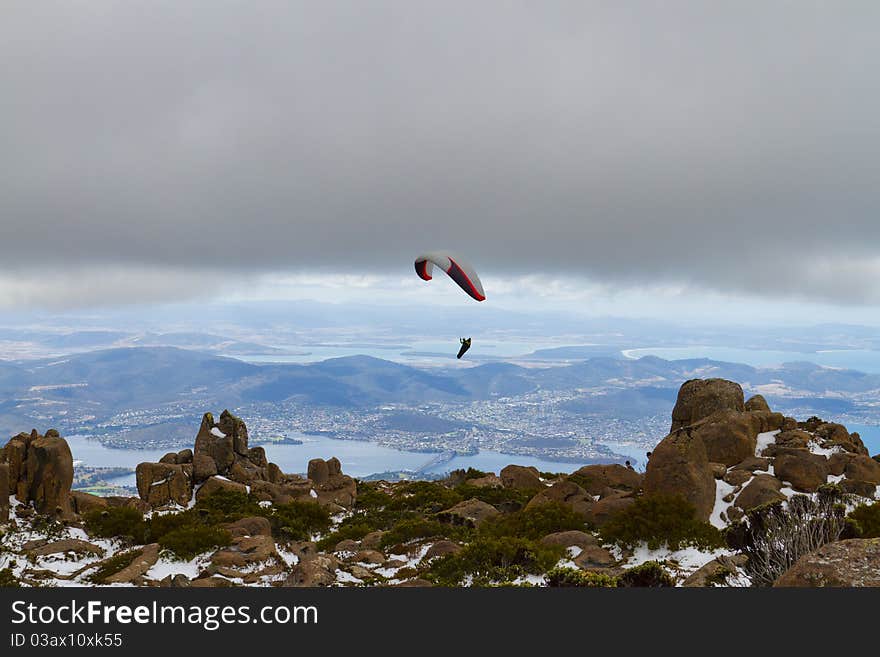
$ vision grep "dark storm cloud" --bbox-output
[2,1,880,305]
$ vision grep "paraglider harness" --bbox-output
[457,337,472,359]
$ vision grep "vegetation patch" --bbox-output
[617,561,675,587]
[599,494,724,551]
[88,549,140,583]
[847,502,880,538]
[545,567,617,587]
[0,567,20,588]
[157,525,232,560]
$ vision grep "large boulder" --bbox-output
[843,455,880,485]
[540,531,598,550]
[670,379,744,431]
[193,412,235,483]
[136,462,193,507]
[7,430,75,516]
[773,452,828,492]
[69,491,109,515]
[774,539,880,587]
[813,422,868,455]
[690,410,760,467]
[644,428,716,520]
[583,495,636,527]
[437,499,500,528]
[568,464,642,496]
[734,474,785,512]
[526,480,594,518]
[310,458,357,508]
[744,395,771,413]
[283,555,338,587]
[500,465,543,490]
[195,475,248,502]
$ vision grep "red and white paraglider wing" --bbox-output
[414,252,485,302]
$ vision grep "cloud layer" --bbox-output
[3,2,880,306]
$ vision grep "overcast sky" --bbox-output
[2,2,880,314]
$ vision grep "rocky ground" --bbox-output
[2,380,880,587]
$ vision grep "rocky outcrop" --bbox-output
[670,379,744,431]
[774,539,880,587]
[644,427,715,520]
[135,411,356,510]
[1,429,73,516]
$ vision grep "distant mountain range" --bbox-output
[2,346,880,439]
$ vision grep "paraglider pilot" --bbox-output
[457,337,472,359]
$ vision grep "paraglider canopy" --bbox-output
[414,251,485,302]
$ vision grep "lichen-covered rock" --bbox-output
[774,538,880,587]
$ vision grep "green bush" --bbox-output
[599,494,724,551]
[84,507,147,542]
[88,549,140,583]
[545,567,617,587]
[452,484,533,510]
[267,500,333,540]
[0,567,20,588]
[158,525,232,560]
[196,489,263,518]
[848,502,880,538]
[379,518,468,549]
[482,502,587,540]
[316,521,375,551]
[617,561,675,587]
[425,536,563,586]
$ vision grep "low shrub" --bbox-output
[848,501,880,538]
[158,525,232,560]
[617,561,675,587]
[599,494,724,551]
[84,507,146,542]
[425,536,563,586]
[267,500,333,541]
[481,502,586,541]
[0,567,20,588]
[728,488,850,587]
[545,567,617,587]
[88,549,140,583]
[379,518,468,549]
